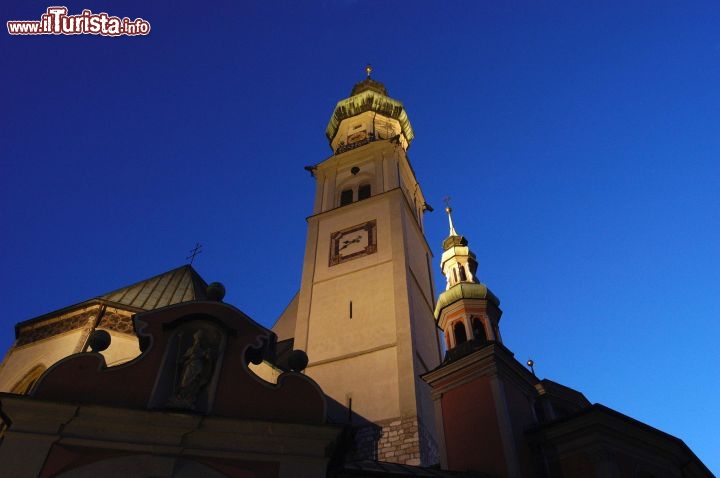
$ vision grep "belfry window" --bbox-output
[358,184,371,200]
[340,189,353,206]
[458,264,467,281]
[453,322,467,345]
[472,317,486,341]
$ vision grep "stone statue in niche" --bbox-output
[167,329,216,410]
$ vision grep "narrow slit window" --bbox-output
[458,265,467,281]
[453,322,467,345]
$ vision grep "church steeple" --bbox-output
[287,70,442,466]
[440,200,478,289]
[325,67,414,154]
[434,204,502,356]
[309,69,428,229]
[446,202,458,237]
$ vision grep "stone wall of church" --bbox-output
[0,329,85,393]
[351,416,426,466]
[0,305,142,392]
[377,416,421,465]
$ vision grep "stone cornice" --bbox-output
[0,393,341,461]
[14,299,145,338]
[422,343,538,399]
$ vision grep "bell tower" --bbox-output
[435,203,503,354]
[424,206,538,477]
[290,68,442,466]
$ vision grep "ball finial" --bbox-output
[207,282,226,301]
[365,64,373,78]
[288,350,309,372]
[88,329,111,352]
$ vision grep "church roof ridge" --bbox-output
[99,264,208,310]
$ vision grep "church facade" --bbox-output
[0,73,712,478]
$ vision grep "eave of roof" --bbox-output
[325,90,414,145]
[434,282,500,318]
[14,265,208,337]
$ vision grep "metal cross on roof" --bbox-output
[365,64,373,78]
[443,196,452,213]
[186,242,203,264]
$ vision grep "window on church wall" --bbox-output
[458,264,467,282]
[452,268,458,284]
[453,322,467,345]
[340,189,353,206]
[472,316,487,341]
[358,183,371,200]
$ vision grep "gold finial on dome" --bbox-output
[350,66,388,96]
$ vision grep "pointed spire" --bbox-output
[441,198,468,251]
[444,196,459,237]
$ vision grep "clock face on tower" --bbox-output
[329,220,377,266]
[347,130,368,144]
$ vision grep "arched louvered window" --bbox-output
[472,317,487,341]
[453,322,467,345]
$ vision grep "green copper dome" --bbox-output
[325,81,414,146]
[350,77,388,96]
[434,282,500,319]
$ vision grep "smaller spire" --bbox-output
[443,196,458,236]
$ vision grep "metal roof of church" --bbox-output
[14,265,209,339]
[100,265,207,310]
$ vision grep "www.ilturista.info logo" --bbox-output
[7,7,150,36]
